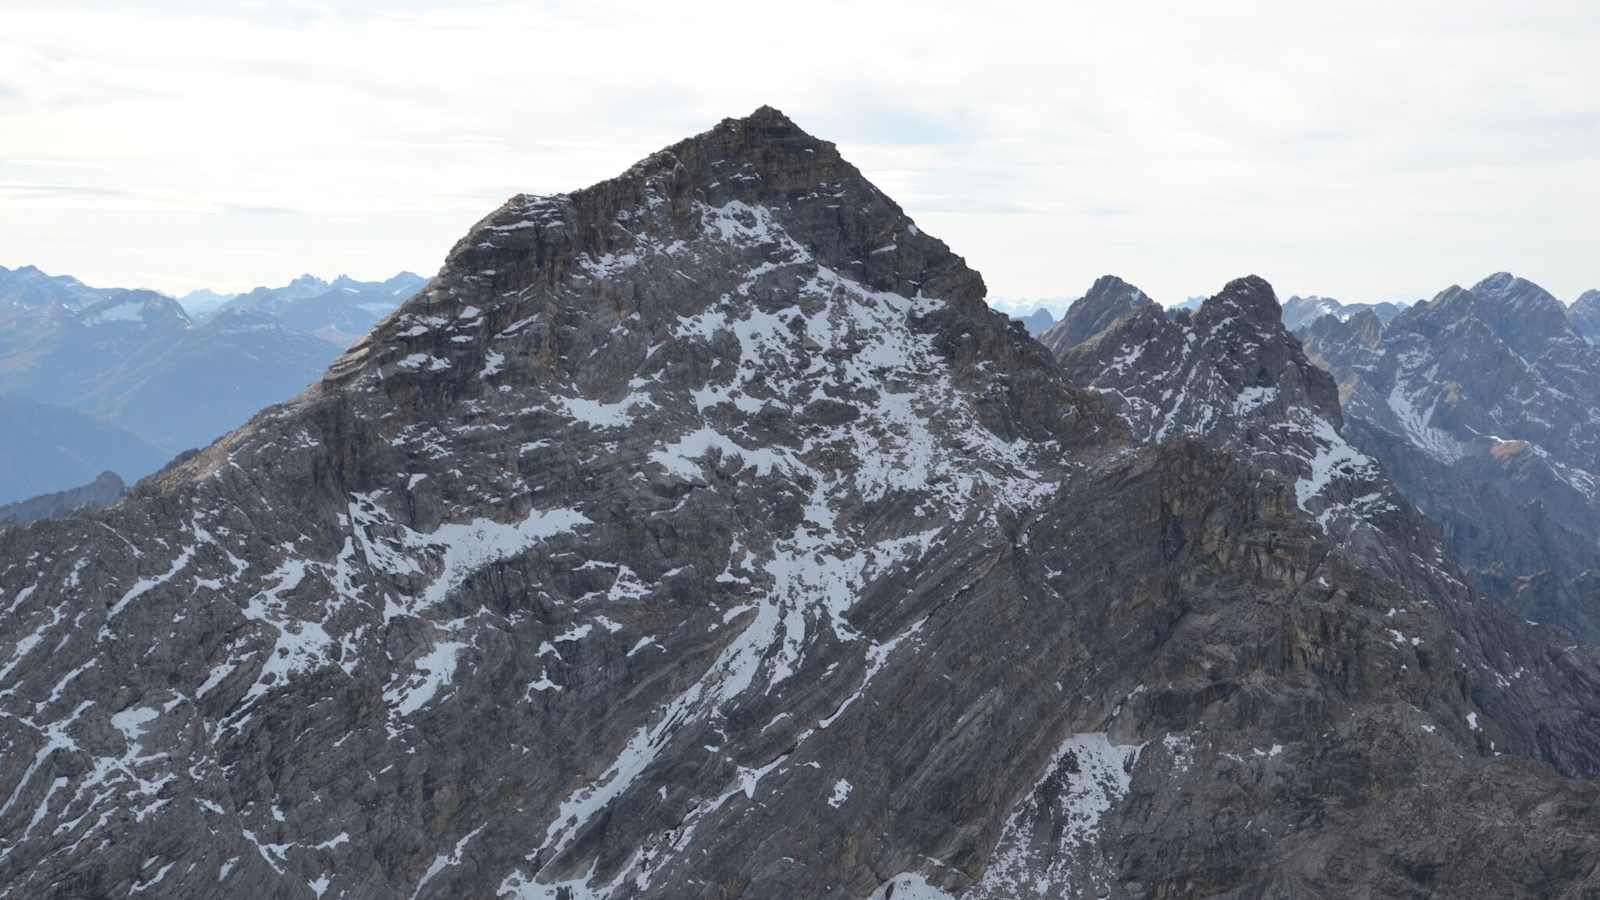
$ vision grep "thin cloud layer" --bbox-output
[2,0,1596,301]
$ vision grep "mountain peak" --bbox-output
[343,108,999,394]
[1473,271,1516,293]
[1196,274,1281,327]
[1470,271,1563,311]
[1037,275,1155,354]
[741,103,797,126]
[1408,274,1574,353]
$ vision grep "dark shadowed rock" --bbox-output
[1036,275,1157,355]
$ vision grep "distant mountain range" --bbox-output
[0,264,426,502]
[1302,273,1600,638]
[1280,294,1409,330]
[207,272,426,345]
[0,394,165,507]
[174,287,237,318]
[0,470,126,527]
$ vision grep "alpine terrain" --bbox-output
[1302,274,1600,641]
[3,108,1600,900]
[0,267,425,497]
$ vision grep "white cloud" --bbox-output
[1,0,1596,303]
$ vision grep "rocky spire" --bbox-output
[1193,274,1282,329]
[1036,274,1156,354]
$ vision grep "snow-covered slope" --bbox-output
[1302,273,1600,637]
[1050,275,1435,575]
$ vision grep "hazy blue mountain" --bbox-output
[175,287,238,319]
[88,307,340,452]
[222,271,427,346]
[1281,294,1411,331]
[0,395,165,504]
[0,265,401,460]
[0,263,121,311]
[0,284,193,406]
[1569,289,1600,344]
[1010,306,1055,335]
[0,470,126,526]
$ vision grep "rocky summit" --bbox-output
[1302,274,1600,640]
[1047,275,1440,579]
[4,108,1600,899]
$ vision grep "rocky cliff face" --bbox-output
[1048,275,1433,578]
[3,109,1600,900]
[1036,275,1157,356]
[1301,274,1600,639]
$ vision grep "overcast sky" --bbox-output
[4,0,1597,310]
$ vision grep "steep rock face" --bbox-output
[1036,275,1156,355]
[1050,276,1431,577]
[1570,289,1600,344]
[0,472,126,527]
[1301,274,1600,639]
[2,109,1600,900]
